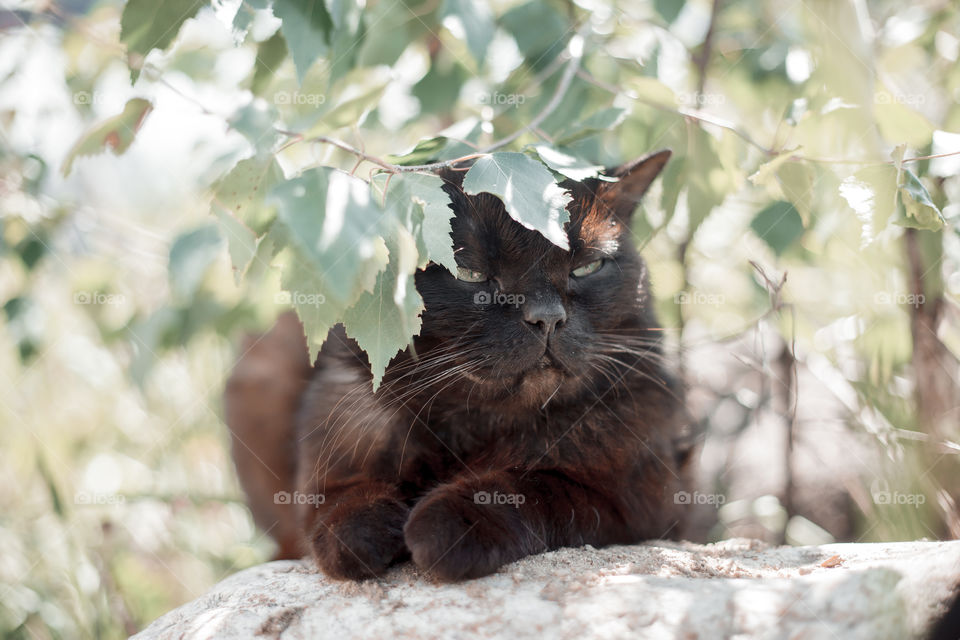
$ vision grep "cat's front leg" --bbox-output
[305,481,409,580]
[403,469,637,581]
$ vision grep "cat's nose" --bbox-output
[523,299,567,335]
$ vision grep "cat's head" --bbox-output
[410,150,671,410]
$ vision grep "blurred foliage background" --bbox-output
[1,0,959,637]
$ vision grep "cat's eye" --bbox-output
[571,259,604,278]
[456,267,488,283]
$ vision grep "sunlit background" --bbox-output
[1,0,959,637]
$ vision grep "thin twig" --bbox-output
[275,129,487,173]
[479,26,588,153]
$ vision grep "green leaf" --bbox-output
[750,153,817,227]
[229,100,281,154]
[412,61,469,115]
[838,164,898,245]
[748,152,794,189]
[273,0,333,84]
[435,118,484,159]
[212,156,284,235]
[120,0,206,82]
[685,126,735,236]
[343,225,424,390]
[62,98,153,176]
[442,0,495,67]
[168,224,223,300]
[324,0,366,84]
[462,152,571,249]
[214,208,259,283]
[750,201,805,256]
[279,245,348,358]
[499,1,568,67]
[874,87,934,149]
[376,172,457,273]
[555,108,628,146]
[387,137,450,166]
[251,30,288,95]
[896,169,945,231]
[776,162,816,226]
[268,167,389,306]
[298,67,390,136]
[654,0,686,23]
[629,76,677,108]
[231,0,269,43]
[532,145,604,181]
[357,0,418,67]
[658,155,686,226]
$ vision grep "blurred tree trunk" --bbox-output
[905,228,960,538]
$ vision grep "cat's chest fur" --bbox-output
[297,331,677,489]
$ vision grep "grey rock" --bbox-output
[132,539,960,640]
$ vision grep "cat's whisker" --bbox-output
[540,378,565,410]
[395,358,491,471]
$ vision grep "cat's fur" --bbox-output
[224,151,696,581]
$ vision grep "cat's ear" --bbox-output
[593,149,671,220]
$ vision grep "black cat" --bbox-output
[225,150,696,581]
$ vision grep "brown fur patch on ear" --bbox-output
[575,204,623,256]
[595,149,671,221]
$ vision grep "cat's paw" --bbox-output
[403,486,537,581]
[310,498,409,580]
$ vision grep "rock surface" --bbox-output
[133,539,960,639]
